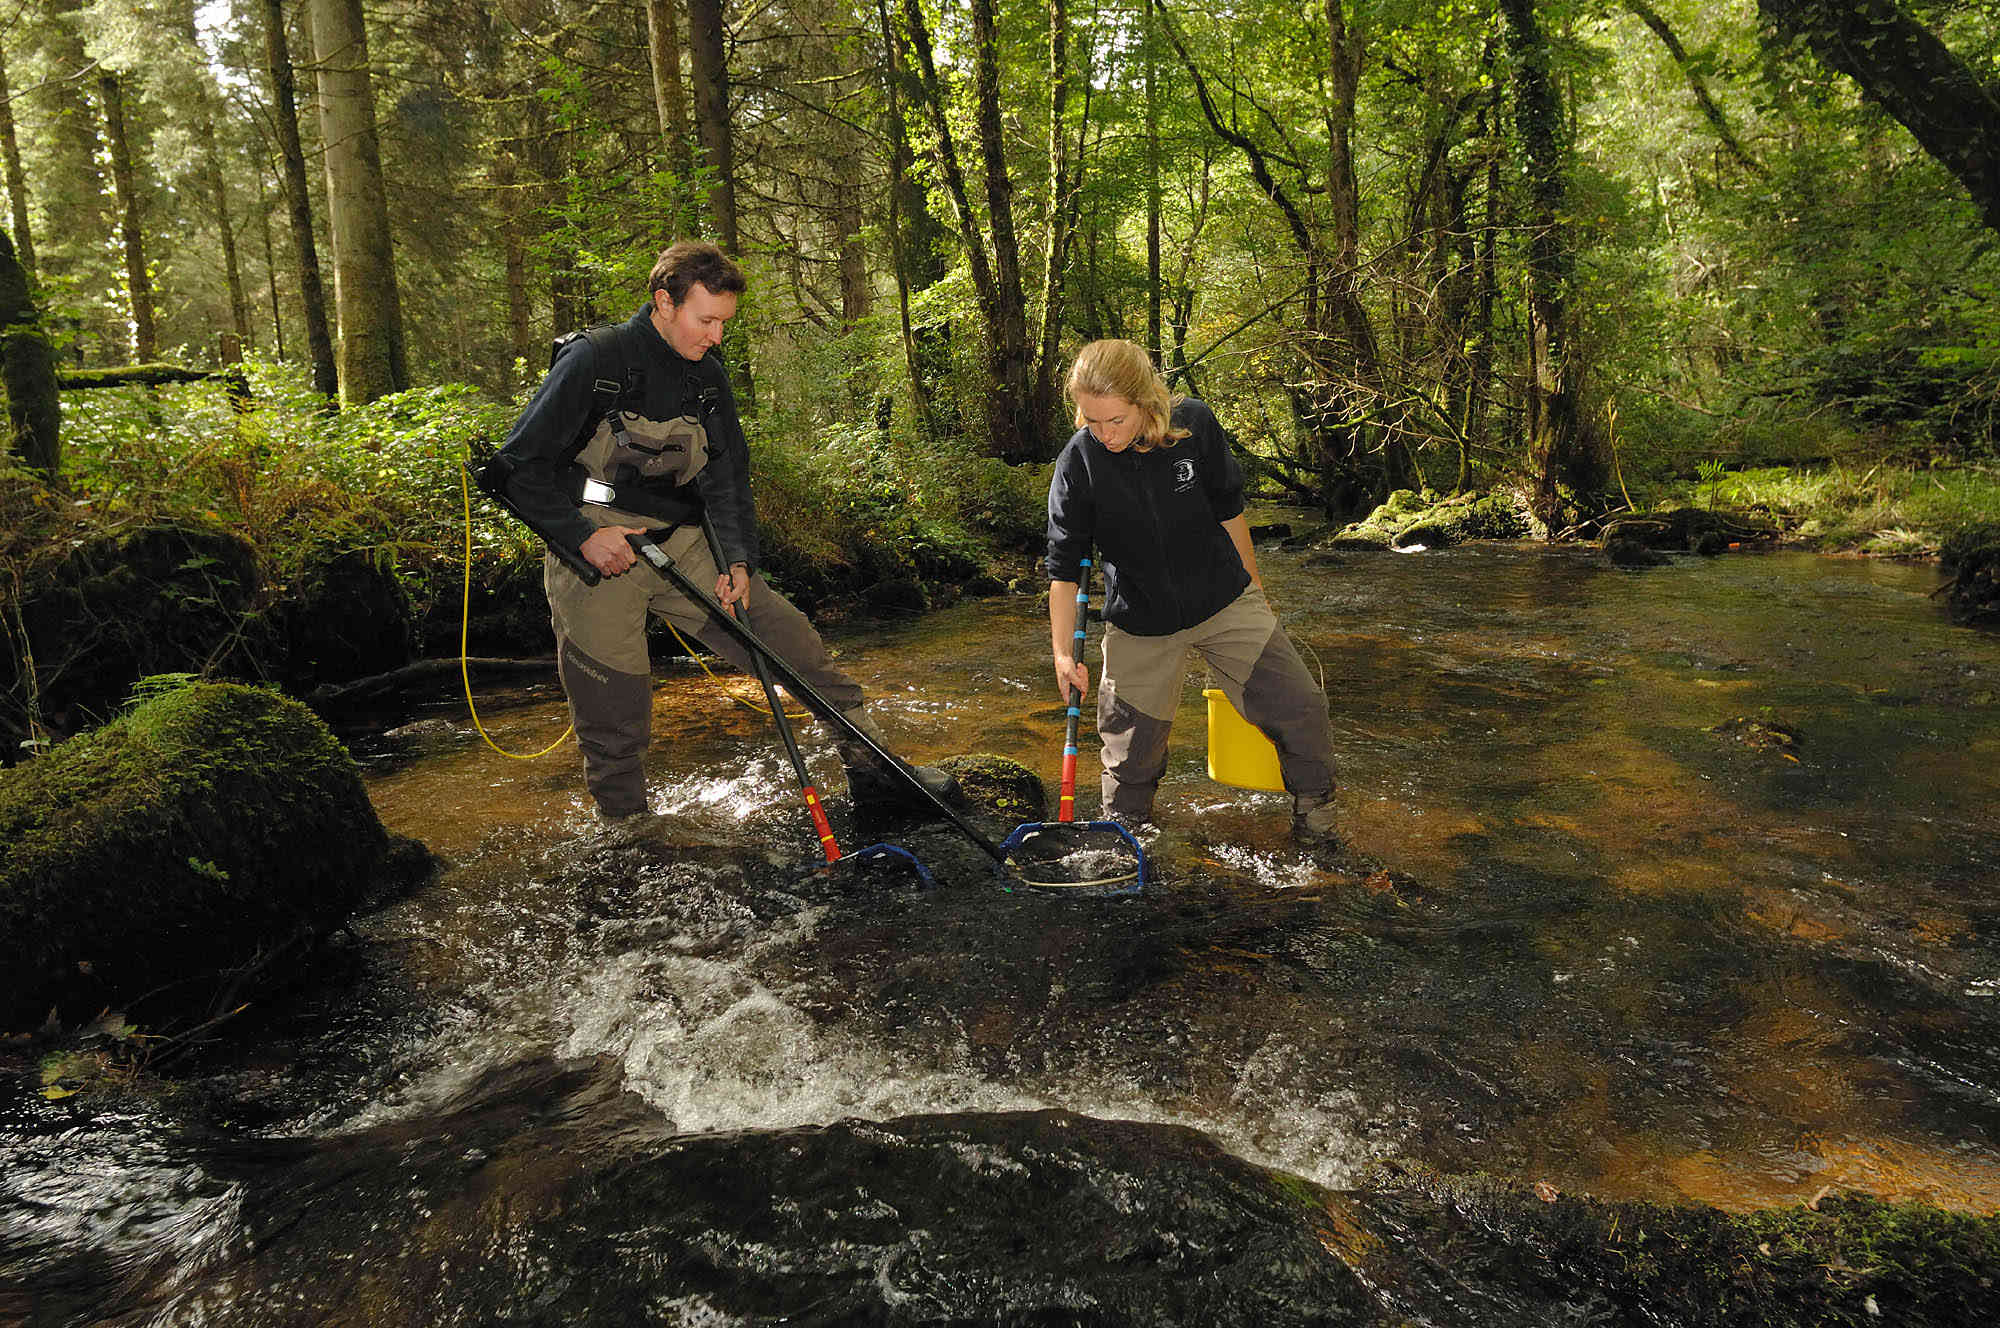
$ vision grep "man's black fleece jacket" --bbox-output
[497,303,760,572]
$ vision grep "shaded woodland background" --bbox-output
[2,0,1997,525]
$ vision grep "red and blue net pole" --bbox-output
[1057,556,1092,825]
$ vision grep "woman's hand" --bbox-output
[1053,652,1090,704]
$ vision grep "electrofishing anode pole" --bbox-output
[699,516,841,865]
[624,532,1011,868]
[993,547,1145,891]
[1056,556,1092,825]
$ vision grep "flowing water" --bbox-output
[5,536,1998,1323]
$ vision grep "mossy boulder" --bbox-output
[937,752,1046,825]
[265,545,415,686]
[0,679,431,1028]
[1939,522,2000,627]
[1325,489,1532,551]
[9,522,262,738]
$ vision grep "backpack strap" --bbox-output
[551,323,642,453]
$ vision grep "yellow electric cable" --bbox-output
[663,618,809,720]
[461,464,573,759]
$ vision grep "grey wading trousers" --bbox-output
[545,522,864,817]
[1096,585,1336,822]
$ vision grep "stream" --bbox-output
[4,536,1997,1324]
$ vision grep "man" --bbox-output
[495,240,952,823]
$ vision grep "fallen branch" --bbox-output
[306,656,557,708]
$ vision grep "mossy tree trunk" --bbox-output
[0,226,60,477]
[1499,0,1602,530]
[0,43,35,279]
[309,0,408,407]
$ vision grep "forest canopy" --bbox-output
[1,0,1996,520]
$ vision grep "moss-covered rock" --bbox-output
[1325,489,1533,551]
[937,752,1046,825]
[0,679,431,1028]
[264,544,415,686]
[1939,522,2000,627]
[8,522,263,739]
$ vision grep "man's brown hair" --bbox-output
[649,241,747,305]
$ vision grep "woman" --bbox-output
[1045,339,1340,844]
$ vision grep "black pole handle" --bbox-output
[627,532,1006,864]
[699,520,815,788]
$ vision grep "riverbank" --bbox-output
[1643,460,1999,559]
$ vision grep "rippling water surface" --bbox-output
[348,541,2000,1204]
[6,535,1999,1321]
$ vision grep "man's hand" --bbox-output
[716,562,751,610]
[1053,652,1090,704]
[581,525,652,576]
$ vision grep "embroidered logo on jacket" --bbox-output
[1173,458,1198,492]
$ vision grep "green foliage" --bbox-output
[1650,462,2000,555]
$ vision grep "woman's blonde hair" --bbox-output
[1066,339,1189,450]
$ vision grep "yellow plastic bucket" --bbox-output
[1203,688,1284,792]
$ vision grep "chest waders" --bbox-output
[460,324,708,769]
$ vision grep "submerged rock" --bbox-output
[1607,534,1671,568]
[938,752,1046,825]
[0,678,431,1027]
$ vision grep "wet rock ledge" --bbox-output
[74,1056,2000,1327]
[0,678,431,1028]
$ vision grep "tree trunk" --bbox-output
[176,0,251,346]
[969,0,1036,458]
[37,0,110,296]
[0,227,60,475]
[645,0,696,235]
[1031,0,1083,443]
[263,0,337,397]
[0,44,36,279]
[685,0,738,252]
[1760,0,2000,235]
[493,150,533,382]
[908,0,1032,456]
[309,0,407,406]
[684,0,752,409]
[1144,0,1162,363]
[1322,0,1398,498]
[97,73,157,362]
[257,172,284,359]
[877,0,949,440]
[1499,0,1599,527]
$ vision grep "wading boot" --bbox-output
[837,708,956,813]
[1291,792,1341,849]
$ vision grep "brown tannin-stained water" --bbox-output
[5,534,1999,1323]
[356,540,2000,1209]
